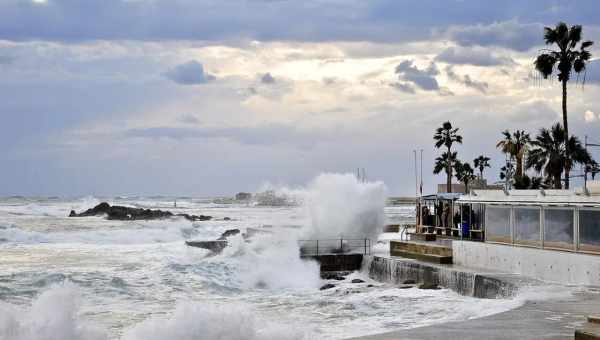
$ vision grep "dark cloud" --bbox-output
[2,0,597,48]
[435,47,514,66]
[178,114,200,124]
[125,123,326,149]
[394,60,439,91]
[164,61,213,85]
[261,72,275,84]
[445,66,488,93]
[585,59,600,85]
[445,20,543,52]
[390,82,415,94]
[0,55,14,64]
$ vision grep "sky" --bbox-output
[1,0,600,197]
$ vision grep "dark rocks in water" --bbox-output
[367,284,374,288]
[320,283,336,290]
[217,229,241,240]
[69,202,212,221]
[402,279,417,285]
[418,283,440,290]
[398,284,414,289]
[321,272,347,281]
[223,217,231,221]
[351,279,365,284]
[185,240,228,253]
[186,229,241,253]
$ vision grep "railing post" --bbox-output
[340,238,343,252]
[316,240,319,256]
[364,238,367,255]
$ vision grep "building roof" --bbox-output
[457,188,600,207]
[421,193,463,201]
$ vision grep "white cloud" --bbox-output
[584,110,597,122]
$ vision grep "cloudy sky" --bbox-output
[2,0,600,197]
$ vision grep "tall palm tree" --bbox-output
[496,130,530,178]
[433,121,463,192]
[455,161,477,193]
[526,123,592,189]
[534,22,593,189]
[499,161,515,190]
[473,155,491,180]
[433,151,458,192]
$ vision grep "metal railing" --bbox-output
[298,238,372,256]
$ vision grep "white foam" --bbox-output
[121,302,310,340]
[0,282,107,340]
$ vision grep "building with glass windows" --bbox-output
[412,186,600,285]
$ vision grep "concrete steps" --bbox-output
[408,232,436,241]
[576,316,600,340]
[390,240,453,264]
[390,250,452,264]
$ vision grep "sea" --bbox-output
[0,174,532,340]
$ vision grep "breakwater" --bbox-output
[365,255,524,298]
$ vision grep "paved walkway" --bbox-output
[350,290,600,340]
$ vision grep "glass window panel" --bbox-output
[579,209,600,253]
[486,206,511,243]
[544,209,574,249]
[514,208,540,246]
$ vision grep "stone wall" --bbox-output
[365,255,517,298]
[453,241,600,286]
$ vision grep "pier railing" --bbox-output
[298,238,372,256]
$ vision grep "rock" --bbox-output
[223,217,231,221]
[320,283,336,290]
[398,284,414,289]
[351,279,365,284]
[218,229,241,240]
[418,283,440,290]
[185,240,228,253]
[367,284,374,288]
[69,202,212,222]
[321,272,346,280]
[402,279,416,284]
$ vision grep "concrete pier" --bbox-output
[350,290,600,339]
[366,255,527,298]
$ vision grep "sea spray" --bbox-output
[0,282,107,340]
[121,302,310,340]
[302,173,386,240]
[217,232,321,290]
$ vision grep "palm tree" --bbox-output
[496,130,530,178]
[455,161,477,193]
[534,22,593,189]
[499,161,515,190]
[526,123,592,188]
[433,121,463,192]
[473,155,491,180]
[433,151,458,192]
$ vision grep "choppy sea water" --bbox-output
[0,196,526,339]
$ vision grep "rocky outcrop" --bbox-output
[320,283,336,290]
[69,202,213,221]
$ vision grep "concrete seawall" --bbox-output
[365,255,531,298]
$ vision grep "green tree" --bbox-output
[433,121,463,192]
[526,123,593,189]
[496,130,530,178]
[534,22,593,189]
[455,161,477,193]
[473,155,491,180]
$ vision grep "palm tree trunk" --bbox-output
[446,146,452,193]
[516,155,523,178]
[562,79,570,189]
[554,173,562,189]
